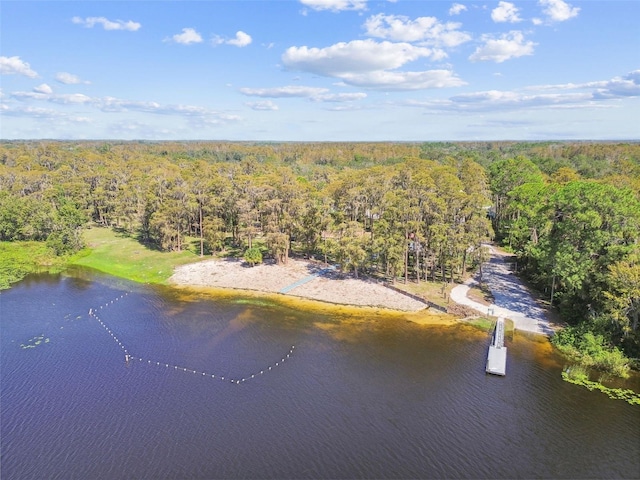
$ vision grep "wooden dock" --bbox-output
[486,317,507,376]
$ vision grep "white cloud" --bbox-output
[405,91,594,113]
[282,39,466,90]
[363,14,471,47]
[283,40,437,76]
[33,84,53,94]
[338,70,466,90]
[313,92,367,102]
[299,0,367,12]
[245,100,279,111]
[51,93,94,105]
[166,28,203,45]
[2,105,73,119]
[215,31,253,47]
[449,3,467,16]
[55,72,90,85]
[469,31,536,63]
[240,85,368,102]
[525,78,640,98]
[0,56,38,78]
[72,16,141,31]
[240,86,329,98]
[538,0,580,22]
[491,2,522,23]
[403,70,640,113]
[7,88,241,126]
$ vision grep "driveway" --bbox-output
[450,246,553,336]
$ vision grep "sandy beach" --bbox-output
[169,257,429,312]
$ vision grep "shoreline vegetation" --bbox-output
[1,227,462,323]
[1,140,639,384]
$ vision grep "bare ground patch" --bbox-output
[169,258,428,312]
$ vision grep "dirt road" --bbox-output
[450,246,553,335]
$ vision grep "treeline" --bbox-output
[489,156,640,363]
[1,140,639,360]
[0,141,495,284]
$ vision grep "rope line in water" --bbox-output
[88,292,295,385]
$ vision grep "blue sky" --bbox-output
[1,0,639,141]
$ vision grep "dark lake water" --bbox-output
[1,270,639,480]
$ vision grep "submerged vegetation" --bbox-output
[562,366,640,406]
[1,140,639,370]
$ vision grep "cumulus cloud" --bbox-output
[449,3,467,15]
[491,2,522,23]
[469,31,536,63]
[338,70,466,90]
[166,28,203,45]
[539,0,580,22]
[597,70,640,97]
[299,0,367,12]
[282,39,465,90]
[33,84,53,94]
[283,39,437,76]
[245,100,279,111]
[363,13,471,47]
[0,56,38,78]
[72,16,141,31]
[214,31,252,47]
[55,72,90,85]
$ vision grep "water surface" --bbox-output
[1,271,638,479]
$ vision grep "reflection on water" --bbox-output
[1,271,639,480]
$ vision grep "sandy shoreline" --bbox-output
[169,257,429,312]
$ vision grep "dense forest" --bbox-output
[1,140,639,365]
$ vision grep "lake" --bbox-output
[1,270,639,479]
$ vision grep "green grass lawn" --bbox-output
[71,228,202,284]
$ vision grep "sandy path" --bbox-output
[169,258,428,312]
[450,246,553,335]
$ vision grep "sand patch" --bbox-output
[169,258,428,312]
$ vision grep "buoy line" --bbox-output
[88,292,295,385]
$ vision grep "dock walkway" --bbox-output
[486,317,507,376]
[278,265,336,294]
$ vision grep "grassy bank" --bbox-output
[0,241,75,289]
[0,228,204,289]
[70,228,200,284]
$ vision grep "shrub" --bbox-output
[243,247,263,267]
[553,326,630,378]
